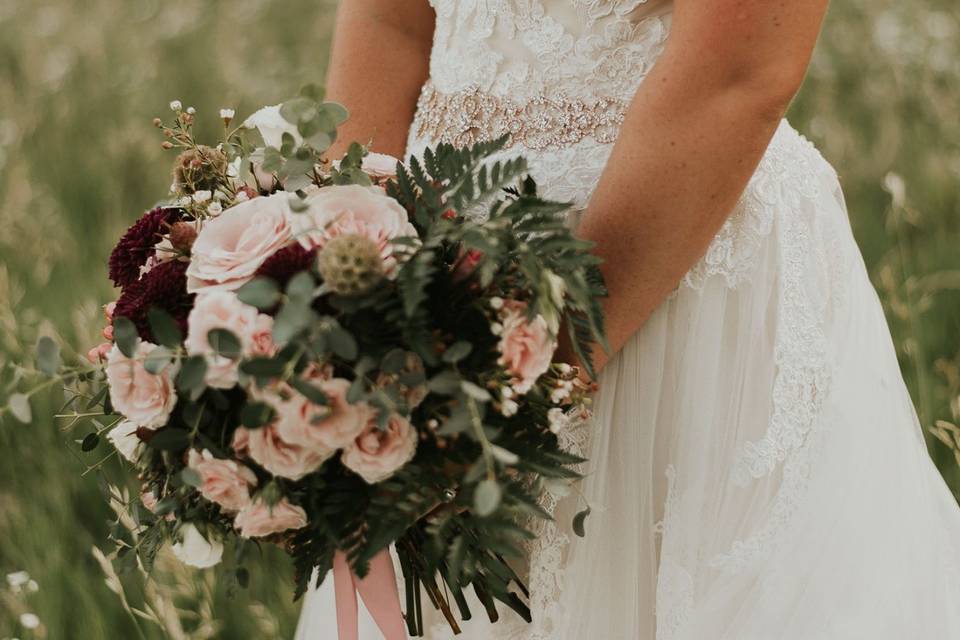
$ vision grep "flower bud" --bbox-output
[152,117,163,127]
[173,145,228,194]
[168,221,198,253]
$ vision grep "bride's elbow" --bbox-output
[716,61,809,123]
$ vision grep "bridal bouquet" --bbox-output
[39,88,606,635]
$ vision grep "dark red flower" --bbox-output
[113,260,194,343]
[254,244,317,289]
[108,207,182,288]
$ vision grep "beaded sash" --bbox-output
[411,82,628,152]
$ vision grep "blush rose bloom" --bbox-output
[187,449,258,512]
[271,377,372,452]
[342,414,418,484]
[186,191,294,293]
[232,424,330,481]
[105,343,179,428]
[234,497,308,539]
[185,291,273,388]
[292,185,417,278]
[496,301,557,394]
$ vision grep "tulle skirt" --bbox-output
[297,121,960,639]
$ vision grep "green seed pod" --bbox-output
[317,234,385,296]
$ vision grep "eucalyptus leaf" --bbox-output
[237,278,281,310]
[239,357,286,378]
[143,346,174,374]
[113,317,139,358]
[328,327,358,361]
[207,329,242,361]
[291,377,329,405]
[176,356,208,399]
[572,506,592,538]
[427,371,461,395]
[240,402,276,428]
[442,341,473,364]
[35,336,60,376]
[181,467,203,488]
[147,307,183,348]
[474,479,502,517]
[460,381,492,402]
[147,428,191,451]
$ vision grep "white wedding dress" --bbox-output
[297,1,960,638]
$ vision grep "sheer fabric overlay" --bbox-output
[297,1,960,638]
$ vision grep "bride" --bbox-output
[297,1,960,638]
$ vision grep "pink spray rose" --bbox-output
[105,343,178,428]
[271,377,373,452]
[496,301,556,394]
[234,497,308,538]
[187,449,258,512]
[185,291,272,388]
[186,191,294,292]
[87,342,113,364]
[342,414,418,484]
[292,185,417,278]
[232,424,331,481]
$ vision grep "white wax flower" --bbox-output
[171,523,223,568]
[169,100,182,111]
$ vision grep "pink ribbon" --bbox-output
[333,549,407,640]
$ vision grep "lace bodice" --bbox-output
[427,0,673,103]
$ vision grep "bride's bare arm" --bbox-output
[324,0,434,159]
[570,0,829,374]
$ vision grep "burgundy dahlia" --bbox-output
[254,244,317,289]
[108,207,182,288]
[113,259,194,343]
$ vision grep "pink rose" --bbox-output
[104,301,117,322]
[249,313,276,357]
[292,185,417,277]
[232,424,330,481]
[342,414,418,484]
[185,291,272,388]
[105,343,178,428]
[187,449,258,512]
[271,377,372,451]
[497,301,556,394]
[186,191,294,292]
[234,497,308,538]
[141,489,175,521]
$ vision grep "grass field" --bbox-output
[0,1,958,638]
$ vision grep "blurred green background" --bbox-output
[0,0,957,638]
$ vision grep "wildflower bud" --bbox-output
[220,108,236,125]
[490,296,504,310]
[441,209,457,220]
[169,100,182,112]
[152,117,163,127]
[161,141,174,150]
[173,145,228,194]
[317,234,385,296]
[168,221,198,252]
[186,106,196,115]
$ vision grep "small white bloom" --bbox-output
[192,190,212,203]
[226,157,241,178]
[207,201,223,216]
[235,190,250,202]
[26,579,38,593]
[19,613,40,630]
[547,407,566,434]
[220,108,236,120]
[490,322,503,336]
[500,385,514,399]
[551,388,569,404]
[171,523,223,569]
[169,100,182,111]
[558,363,572,375]
[427,419,439,429]
[169,181,178,193]
[6,571,30,591]
[489,296,504,310]
[561,380,574,391]
[107,420,143,463]
[500,399,519,417]
[186,106,196,115]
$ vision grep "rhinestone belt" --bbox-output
[411,82,628,152]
